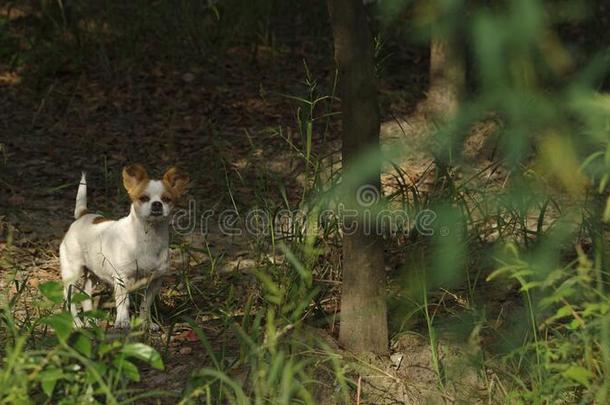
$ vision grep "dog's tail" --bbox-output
[74,172,87,219]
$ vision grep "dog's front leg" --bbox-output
[113,278,131,330]
[140,277,163,331]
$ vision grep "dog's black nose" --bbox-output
[151,201,163,214]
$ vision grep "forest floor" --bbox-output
[0,4,519,404]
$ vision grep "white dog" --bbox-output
[59,164,189,330]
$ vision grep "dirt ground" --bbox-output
[0,4,513,403]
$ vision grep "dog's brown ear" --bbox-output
[123,164,149,197]
[163,167,189,198]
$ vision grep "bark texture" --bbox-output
[327,0,388,354]
[427,36,465,117]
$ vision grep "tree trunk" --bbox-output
[427,36,465,117]
[327,0,388,354]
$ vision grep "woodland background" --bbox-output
[1,0,610,403]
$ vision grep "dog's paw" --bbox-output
[147,322,161,332]
[73,317,85,328]
[113,319,131,331]
[86,318,99,328]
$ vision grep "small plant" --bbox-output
[181,245,349,404]
[489,244,610,403]
[0,281,165,404]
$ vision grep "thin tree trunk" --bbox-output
[427,36,465,117]
[327,0,388,354]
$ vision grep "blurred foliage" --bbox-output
[370,0,610,402]
[1,279,164,404]
[2,0,610,403]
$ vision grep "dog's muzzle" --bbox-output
[150,201,163,216]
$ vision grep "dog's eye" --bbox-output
[139,195,150,203]
[161,196,172,203]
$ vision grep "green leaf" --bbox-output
[39,281,64,304]
[112,357,141,382]
[41,312,74,341]
[580,150,604,172]
[563,365,594,387]
[253,271,282,305]
[70,291,90,304]
[600,174,609,194]
[604,142,610,168]
[195,369,251,404]
[73,333,92,357]
[568,318,583,330]
[99,341,120,356]
[121,343,164,370]
[583,302,605,317]
[267,350,286,386]
[519,281,543,292]
[40,368,63,397]
[603,197,610,223]
[279,243,311,286]
[85,362,108,385]
[99,342,111,356]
